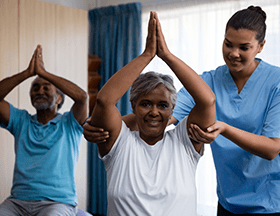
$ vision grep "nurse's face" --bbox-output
[222,27,265,75]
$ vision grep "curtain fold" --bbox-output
[87,3,142,215]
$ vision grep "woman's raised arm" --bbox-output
[155,13,216,152]
[89,12,157,157]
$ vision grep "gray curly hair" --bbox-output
[130,71,177,106]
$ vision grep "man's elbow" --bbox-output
[78,90,88,104]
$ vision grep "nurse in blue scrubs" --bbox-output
[181,5,280,215]
[84,5,280,215]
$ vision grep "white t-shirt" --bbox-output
[101,116,203,216]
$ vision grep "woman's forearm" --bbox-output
[96,53,154,107]
[221,122,280,160]
[163,53,215,108]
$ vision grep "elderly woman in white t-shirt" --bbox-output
[83,11,216,216]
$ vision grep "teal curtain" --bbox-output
[87,3,142,215]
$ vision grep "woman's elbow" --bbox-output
[95,94,111,108]
[204,94,216,108]
[265,139,280,160]
[211,93,216,105]
[265,152,279,161]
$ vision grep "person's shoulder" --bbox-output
[59,108,76,121]
[259,59,280,72]
[201,64,228,78]
[59,110,81,128]
[101,121,134,162]
[199,64,228,86]
[171,116,188,138]
[258,60,280,84]
[7,104,33,130]
[258,60,280,90]
[9,103,30,117]
[121,120,136,139]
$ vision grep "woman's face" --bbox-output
[222,27,265,75]
[132,84,174,145]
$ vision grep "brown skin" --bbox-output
[222,27,265,93]
[30,77,63,124]
[132,85,174,145]
[34,45,88,125]
[0,50,36,126]
[85,11,215,156]
[84,14,280,161]
[0,45,87,126]
[88,12,158,157]
[188,28,280,160]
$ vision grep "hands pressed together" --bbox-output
[26,45,46,77]
[83,11,222,146]
[143,11,171,62]
[83,11,173,144]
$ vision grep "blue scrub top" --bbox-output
[173,59,280,213]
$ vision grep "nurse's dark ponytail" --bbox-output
[225,5,266,44]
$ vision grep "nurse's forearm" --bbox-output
[221,123,280,160]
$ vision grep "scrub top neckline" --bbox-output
[225,58,262,99]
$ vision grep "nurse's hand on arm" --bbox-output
[189,121,280,160]
[83,114,178,144]
[83,117,109,143]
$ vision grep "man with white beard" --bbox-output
[0,45,87,216]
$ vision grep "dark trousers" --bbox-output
[218,203,280,216]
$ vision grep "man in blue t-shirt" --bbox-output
[0,45,87,216]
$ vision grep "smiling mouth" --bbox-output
[34,95,48,100]
[228,58,241,65]
[145,120,162,126]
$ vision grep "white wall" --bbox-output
[39,0,162,10]
[40,0,227,10]
[39,0,97,10]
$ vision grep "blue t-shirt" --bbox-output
[173,59,280,213]
[0,103,83,206]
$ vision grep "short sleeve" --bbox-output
[173,87,195,123]
[1,103,29,137]
[262,85,280,138]
[174,116,203,164]
[173,71,214,124]
[101,121,131,170]
[64,108,83,133]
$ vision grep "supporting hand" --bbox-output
[83,117,109,143]
[188,121,225,144]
